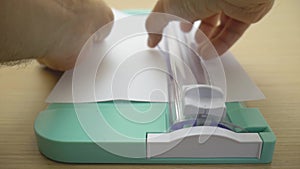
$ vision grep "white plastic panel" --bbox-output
[147,126,262,158]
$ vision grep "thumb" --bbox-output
[146,0,194,48]
[146,0,167,47]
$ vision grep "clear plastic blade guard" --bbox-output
[158,21,227,134]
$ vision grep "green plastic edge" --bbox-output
[34,102,276,164]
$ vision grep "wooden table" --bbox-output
[1,0,299,168]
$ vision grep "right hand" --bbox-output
[146,0,274,56]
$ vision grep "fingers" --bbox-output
[196,14,249,59]
[147,34,163,48]
[195,13,223,59]
[219,0,274,24]
[36,54,77,71]
[180,22,193,32]
[211,17,250,55]
[199,13,221,39]
[210,13,229,40]
[146,0,195,47]
[146,0,167,47]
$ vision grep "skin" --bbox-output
[0,0,114,71]
[0,0,274,71]
[146,0,274,56]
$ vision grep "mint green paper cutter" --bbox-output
[34,10,276,164]
[34,102,275,163]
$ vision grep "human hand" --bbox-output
[146,0,274,56]
[0,0,114,71]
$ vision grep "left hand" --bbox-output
[36,0,114,71]
[0,0,114,71]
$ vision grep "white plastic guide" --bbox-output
[147,126,262,158]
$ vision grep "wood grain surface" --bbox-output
[0,0,299,168]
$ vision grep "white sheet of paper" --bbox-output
[46,10,265,103]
